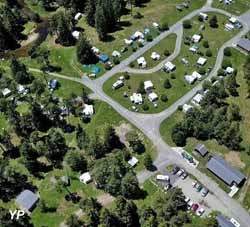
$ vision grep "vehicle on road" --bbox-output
[196,207,205,216]
[171,166,180,175]
[201,187,209,197]
[230,218,241,227]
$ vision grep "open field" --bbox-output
[212,0,250,15]
[104,13,239,113]
[160,48,250,199]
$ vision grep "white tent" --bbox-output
[199,12,208,20]
[2,88,11,97]
[83,104,94,117]
[229,17,238,24]
[148,92,158,102]
[226,67,234,74]
[151,52,160,60]
[79,172,92,184]
[184,75,197,84]
[137,57,147,68]
[192,93,204,105]
[182,104,193,113]
[130,93,143,105]
[197,57,207,66]
[144,80,154,91]
[153,22,159,28]
[192,34,202,43]
[192,71,202,80]
[134,31,144,39]
[74,13,83,21]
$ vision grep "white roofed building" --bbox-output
[130,93,143,105]
[192,93,204,106]
[137,57,147,68]
[2,88,11,97]
[79,172,92,184]
[83,104,94,117]
[164,61,176,73]
[148,92,158,102]
[183,104,193,113]
[151,52,160,60]
[197,57,207,66]
[128,157,139,167]
[144,80,154,91]
[226,67,234,74]
[112,50,121,58]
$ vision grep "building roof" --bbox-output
[164,61,176,71]
[237,38,250,52]
[80,172,92,184]
[207,155,246,185]
[216,215,235,227]
[195,144,208,156]
[182,104,193,113]
[192,34,202,42]
[197,57,207,65]
[128,157,139,167]
[144,80,154,90]
[130,93,143,104]
[16,190,39,211]
[192,93,204,105]
[148,92,158,102]
[83,104,94,117]
[99,55,109,63]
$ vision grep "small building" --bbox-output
[72,30,80,39]
[199,12,208,20]
[16,190,39,212]
[137,57,147,68]
[151,52,160,60]
[112,50,121,58]
[207,155,246,186]
[225,66,234,74]
[74,12,83,21]
[182,104,193,113]
[148,92,158,102]
[192,34,202,43]
[164,61,176,73]
[128,156,139,167]
[2,88,11,97]
[112,80,124,90]
[99,55,109,63]
[191,93,204,105]
[194,144,209,157]
[216,215,235,227]
[17,85,28,95]
[185,75,197,84]
[156,175,170,182]
[237,38,250,53]
[82,104,94,117]
[144,80,154,91]
[79,172,92,184]
[197,57,207,66]
[130,93,143,105]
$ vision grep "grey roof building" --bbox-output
[194,144,208,157]
[206,155,246,186]
[237,38,250,53]
[216,215,235,227]
[16,190,39,212]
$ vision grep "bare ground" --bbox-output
[225,151,245,169]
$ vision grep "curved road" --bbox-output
[29,1,250,226]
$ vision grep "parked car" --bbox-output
[230,218,240,227]
[181,171,188,180]
[196,207,205,216]
[192,181,197,188]
[177,169,184,177]
[184,196,190,203]
[121,47,128,53]
[171,166,180,175]
[201,188,209,197]
[191,203,199,212]
[195,183,203,192]
[187,200,194,210]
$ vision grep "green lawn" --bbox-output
[0,113,8,135]
[22,21,36,36]
[160,48,250,195]
[212,0,250,15]
[132,33,177,69]
[104,13,239,113]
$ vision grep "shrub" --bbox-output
[164,79,172,89]
[124,72,130,80]
[164,49,170,57]
[170,73,176,79]
[142,104,149,111]
[145,33,153,42]
[217,68,225,76]
[129,62,135,68]
[183,20,192,29]
[224,47,232,56]
[132,45,137,52]
[134,12,143,19]
[113,56,120,65]
[161,94,168,102]
[203,40,209,48]
[209,15,218,28]
[161,22,169,31]
[222,59,232,69]
[198,68,206,75]
[206,49,212,57]
[177,105,183,111]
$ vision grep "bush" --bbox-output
[177,105,183,111]
[138,42,144,48]
[129,62,135,68]
[133,12,143,19]
[224,47,232,56]
[113,56,120,65]
[124,72,130,80]
[198,68,206,75]
[142,104,149,111]
[164,49,170,57]
[161,94,168,102]
[183,20,192,29]
[206,49,212,57]
[160,22,169,31]
[170,73,176,79]
[209,15,218,28]
[132,45,137,52]
[145,33,153,42]
[217,68,225,76]
[164,79,172,89]
[203,40,209,48]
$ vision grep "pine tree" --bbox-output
[95,0,108,40]
[85,0,96,26]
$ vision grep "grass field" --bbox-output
[132,33,177,69]
[103,13,239,113]
[160,48,250,196]
[212,0,250,15]
[22,21,36,36]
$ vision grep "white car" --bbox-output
[184,196,190,203]
[187,200,193,210]
[177,169,184,177]
[196,207,205,216]
[230,218,240,227]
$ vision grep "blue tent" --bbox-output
[92,66,101,74]
[49,79,59,90]
[99,55,109,63]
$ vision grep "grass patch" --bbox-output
[212,0,250,15]
[22,21,36,36]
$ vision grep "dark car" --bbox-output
[171,166,180,175]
